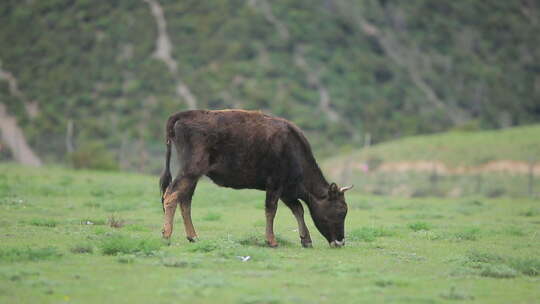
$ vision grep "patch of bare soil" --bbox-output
[367,160,539,175]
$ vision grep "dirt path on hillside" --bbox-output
[375,160,539,175]
[329,160,540,176]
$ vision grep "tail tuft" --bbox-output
[159,139,172,205]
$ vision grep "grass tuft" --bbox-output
[503,226,525,236]
[508,257,540,276]
[99,234,161,255]
[466,251,505,264]
[202,212,222,221]
[0,247,62,262]
[519,208,540,217]
[349,226,396,242]
[70,243,93,254]
[454,227,481,241]
[117,255,136,264]
[480,264,518,278]
[186,240,220,253]
[108,215,125,228]
[162,257,201,268]
[464,251,540,277]
[408,222,431,231]
[29,218,58,227]
[440,286,474,301]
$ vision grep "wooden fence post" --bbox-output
[528,160,535,198]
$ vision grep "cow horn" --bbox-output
[339,185,354,192]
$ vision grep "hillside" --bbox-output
[1,1,539,171]
[325,124,540,175]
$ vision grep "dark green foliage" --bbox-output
[0,247,62,262]
[68,142,119,171]
[1,1,539,171]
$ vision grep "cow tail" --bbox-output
[160,115,180,204]
[159,139,172,204]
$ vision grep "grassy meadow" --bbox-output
[328,124,540,167]
[324,125,540,198]
[1,163,539,303]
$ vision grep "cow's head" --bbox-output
[312,183,352,247]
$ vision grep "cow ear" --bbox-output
[328,183,339,196]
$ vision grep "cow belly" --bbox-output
[205,170,266,191]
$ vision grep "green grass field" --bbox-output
[1,164,539,303]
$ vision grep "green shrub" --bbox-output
[68,141,119,171]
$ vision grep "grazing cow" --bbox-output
[159,110,352,248]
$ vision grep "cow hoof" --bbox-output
[266,241,278,248]
[187,236,198,243]
[301,242,313,248]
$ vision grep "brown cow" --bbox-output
[159,110,352,248]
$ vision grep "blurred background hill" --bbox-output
[1,0,539,174]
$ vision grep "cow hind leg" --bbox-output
[282,197,312,248]
[162,175,200,242]
[162,186,179,241]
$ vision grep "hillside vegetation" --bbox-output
[1,1,539,171]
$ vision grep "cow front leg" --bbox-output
[282,198,312,248]
[265,189,281,247]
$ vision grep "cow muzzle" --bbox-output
[329,239,345,248]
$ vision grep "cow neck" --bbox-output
[300,164,329,208]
